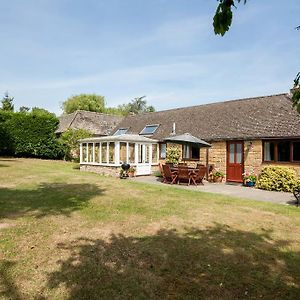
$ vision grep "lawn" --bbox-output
[0,158,299,299]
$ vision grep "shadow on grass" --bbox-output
[0,183,104,219]
[0,260,22,300]
[0,164,9,167]
[43,224,300,299]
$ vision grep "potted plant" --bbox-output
[213,171,224,183]
[242,171,257,187]
[119,168,127,179]
[128,167,136,177]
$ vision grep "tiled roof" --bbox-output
[57,110,124,136]
[114,94,300,141]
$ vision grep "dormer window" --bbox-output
[140,124,159,135]
[114,128,129,135]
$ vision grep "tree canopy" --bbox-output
[61,94,106,114]
[61,94,155,116]
[1,92,14,111]
[213,0,246,36]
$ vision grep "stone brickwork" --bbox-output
[244,140,262,175]
[244,140,300,177]
[200,141,227,175]
[80,165,120,177]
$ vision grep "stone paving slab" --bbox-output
[130,176,297,206]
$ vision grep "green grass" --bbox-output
[0,158,299,299]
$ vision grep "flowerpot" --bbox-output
[213,176,223,183]
[245,181,255,187]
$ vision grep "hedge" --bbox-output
[0,111,64,159]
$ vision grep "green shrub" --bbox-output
[165,146,180,165]
[256,166,299,192]
[59,128,92,161]
[0,111,13,155]
[4,112,64,159]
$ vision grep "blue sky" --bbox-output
[1,0,299,115]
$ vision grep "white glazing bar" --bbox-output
[157,144,159,163]
[115,142,120,165]
[79,143,83,163]
[99,142,102,164]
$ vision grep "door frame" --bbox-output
[226,141,244,183]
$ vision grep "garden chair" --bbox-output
[162,164,178,184]
[293,186,300,207]
[177,166,191,185]
[191,166,206,186]
[159,163,165,182]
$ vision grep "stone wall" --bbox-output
[80,164,120,177]
[244,140,300,177]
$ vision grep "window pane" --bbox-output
[109,142,115,164]
[88,143,93,162]
[183,144,190,159]
[140,124,159,135]
[152,144,158,163]
[82,143,87,162]
[114,128,128,135]
[145,145,150,163]
[191,146,199,159]
[229,144,235,163]
[101,142,107,163]
[95,143,100,163]
[138,145,143,163]
[236,143,242,164]
[264,142,275,161]
[160,144,166,159]
[293,142,300,161]
[278,141,290,162]
[129,143,135,164]
[120,142,127,163]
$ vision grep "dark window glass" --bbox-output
[191,146,199,159]
[293,142,300,161]
[278,141,290,162]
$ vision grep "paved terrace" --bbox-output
[131,176,297,206]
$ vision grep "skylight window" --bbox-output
[114,128,129,135]
[140,124,159,135]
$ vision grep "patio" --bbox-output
[130,175,296,205]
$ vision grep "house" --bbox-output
[79,93,300,182]
[56,110,124,136]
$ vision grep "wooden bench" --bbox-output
[293,186,300,207]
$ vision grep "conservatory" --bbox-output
[79,134,159,176]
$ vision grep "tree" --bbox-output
[213,0,246,36]
[19,106,30,113]
[59,128,92,161]
[61,94,106,114]
[122,96,155,115]
[1,92,14,111]
[292,73,300,113]
[31,107,56,117]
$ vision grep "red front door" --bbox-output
[227,141,244,182]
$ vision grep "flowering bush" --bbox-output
[256,166,299,192]
[165,147,180,165]
[242,171,257,184]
